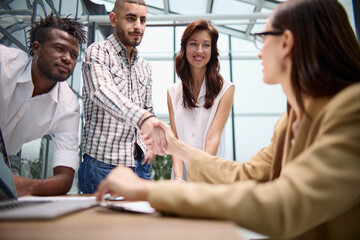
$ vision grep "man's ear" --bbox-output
[109,12,117,27]
[32,41,41,56]
[281,29,294,59]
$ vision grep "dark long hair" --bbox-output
[28,12,86,56]
[271,0,360,114]
[175,19,224,109]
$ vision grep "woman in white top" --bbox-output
[168,19,235,181]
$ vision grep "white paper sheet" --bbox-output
[19,195,96,202]
[101,201,155,214]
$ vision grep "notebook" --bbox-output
[0,129,97,220]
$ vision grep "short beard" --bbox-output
[37,57,68,82]
[117,31,142,47]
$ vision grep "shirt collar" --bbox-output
[108,34,139,62]
[17,59,32,84]
[18,59,60,103]
[198,77,207,98]
[28,81,60,103]
[48,82,60,103]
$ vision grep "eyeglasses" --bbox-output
[253,31,283,50]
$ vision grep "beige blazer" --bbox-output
[148,82,360,240]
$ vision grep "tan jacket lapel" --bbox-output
[284,97,331,166]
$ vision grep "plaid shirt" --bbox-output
[81,34,153,166]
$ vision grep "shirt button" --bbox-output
[192,133,194,137]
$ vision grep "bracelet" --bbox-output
[139,114,156,129]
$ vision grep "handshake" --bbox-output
[139,115,179,158]
[139,114,194,183]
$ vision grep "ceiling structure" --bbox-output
[144,0,281,37]
[0,0,286,52]
[84,0,284,40]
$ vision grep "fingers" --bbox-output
[143,150,156,165]
[95,166,152,202]
[145,131,166,155]
[140,132,150,141]
[152,128,161,154]
[141,133,154,152]
[148,155,155,164]
[156,126,167,155]
[142,155,150,165]
[95,179,110,202]
[142,158,149,165]
[158,120,170,131]
[174,178,185,183]
[140,117,168,155]
[151,127,166,155]
[95,166,128,201]
[142,157,153,165]
[158,128,167,153]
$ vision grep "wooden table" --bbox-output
[0,205,244,240]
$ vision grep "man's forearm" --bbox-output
[13,167,75,196]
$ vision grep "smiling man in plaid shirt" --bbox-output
[79,0,166,193]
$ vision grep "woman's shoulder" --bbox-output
[218,80,234,97]
[168,81,182,93]
[168,82,183,100]
[222,79,234,89]
[325,82,360,116]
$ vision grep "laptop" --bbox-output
[0,128,97,220]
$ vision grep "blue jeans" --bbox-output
[78,154,151,194]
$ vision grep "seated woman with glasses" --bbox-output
[95,0,360,239]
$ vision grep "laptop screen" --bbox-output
[0,128,18,200]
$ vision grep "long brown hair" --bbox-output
[175,19,224,109]
[271,0,360,114]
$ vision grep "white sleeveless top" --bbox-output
[168,79,234,180]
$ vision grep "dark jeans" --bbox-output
[78,154,151,194]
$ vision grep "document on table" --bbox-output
[100,201,156,214]
[103,194,125,201]
[19,195,96,201]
